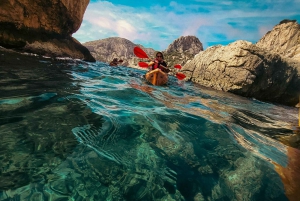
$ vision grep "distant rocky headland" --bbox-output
[163,36,203,67]
[0,0,95,62]
[83,37,156,68]
[83,35,203,69]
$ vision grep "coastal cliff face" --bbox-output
[181,20,300,106]
[83,36,203,69]
[83,37,156,67]
[256,20,300,105]
[256,20,300,62]
[164,36,203,54]
[181,40,297,105]
[163,35,203,67]
[0,0,95,61]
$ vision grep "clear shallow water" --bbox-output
[0,51,299,201]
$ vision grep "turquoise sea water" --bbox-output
[0,52,299,201]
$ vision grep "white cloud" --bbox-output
[73,0,300,50]
[75,1,159,44]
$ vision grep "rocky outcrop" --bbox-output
[256,19,300,105]
[165,35,203,54]
[83,36,203,69]
[0,0,95,61]
[83,37,156,68]
[181,20,300,106]
[163,36,203,67]
[256,20,300,62]
[181,40,299,106]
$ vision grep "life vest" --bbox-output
[152,59,166,70]
[153,59,159,70]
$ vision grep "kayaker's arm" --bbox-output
[148,61,155,66]
[159,64,170,73]
[146,61,154,70]
[147,61,170,73]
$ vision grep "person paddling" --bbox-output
[109,58,123,66]
[148,52,170,73]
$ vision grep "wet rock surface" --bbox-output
[0,0,95,61]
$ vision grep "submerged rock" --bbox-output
[0,0,95,61]
[0,49,291,200]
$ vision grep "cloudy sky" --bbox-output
[73,0,300,50]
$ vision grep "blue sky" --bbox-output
[73,0,300,50]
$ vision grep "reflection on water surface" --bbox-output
[0,49,299,200]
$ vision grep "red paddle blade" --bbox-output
[133,46,149,59]
[174,64,182,69]
[138,62,149,68]
[176,73,186,80]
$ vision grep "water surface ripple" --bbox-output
[0,52,299,201]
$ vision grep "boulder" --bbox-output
[256,19,300,62]
[0,0,95,61]
[256,19,300,105]
[181,40,299,106]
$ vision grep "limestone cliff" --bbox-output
[0,0,95,61]
[163,36,203,67]
[180,20,300,106]
[181,40,299,106]
[164,36,203,54]
[256,20,300,62]
[83,36,203,69]
[83,37,156,67]
[256,20,300,105]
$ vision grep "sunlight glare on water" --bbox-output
[0,54,299,201]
